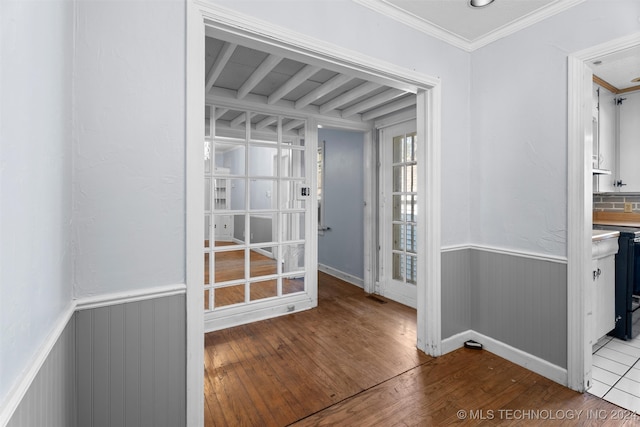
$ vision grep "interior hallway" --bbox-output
[204,272,625,426]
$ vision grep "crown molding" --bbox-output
[353,0,586,52]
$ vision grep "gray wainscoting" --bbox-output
[76,294,186,427]
[442,247,567,369]
[441,249,471,339]
[7,315,77,427]
[471,249,567,368]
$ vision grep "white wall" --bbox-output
[212,0,472,247]
[470,0,640,258]
[0,0,73,409]
[73,0,186,297]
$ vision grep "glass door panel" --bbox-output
[204,106,311,320]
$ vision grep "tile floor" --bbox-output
[589,334,640,412]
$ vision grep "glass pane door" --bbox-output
[381,120,418,308]
[204,106,311,323]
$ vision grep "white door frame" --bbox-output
[186,1,442,424]
[567,32,640,392]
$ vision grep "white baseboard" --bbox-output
[318,264,363,288]
[0,301,76,426]
[441,330,568,386]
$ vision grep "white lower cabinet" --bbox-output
[591,234,619,344]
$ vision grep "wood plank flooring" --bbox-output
[204,272,628,426]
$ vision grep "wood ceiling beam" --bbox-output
[268,65,321,105]
[341,88,404,118]
[205,42,237,94]
[214,107,229,120]
[237,54,283,100]
[294,74,353,110]
[230,112,247,128]
[361,96,416,121]
[283,119,305,132]
[319,81,381,114]
[256,116,278,130]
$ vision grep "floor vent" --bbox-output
[367,295,388,304]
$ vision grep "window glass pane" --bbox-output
[249,214,276,244]
[248,145,277,177]
[282,212,305,242]
[282,244,305,274]
[280,180,305,210]
[227,178,245,210]
[407,195,417,223]
[393,135,403,163]
[250,279,277,301]
[250,180,276,210]
[204,289,210,310]
[204,177,211,210]
[250,113,278,143]
[392,253,405,282]
[282,118,305,146]
[393,224,405,251]
[393,165,403,192]
[214,143,245,176]
[214,284,245,308]
[204,253,211,285]
[406,224,417,253]
[281,148,305,178]
[214,214,244,247]
[212,178,228,210]
[405,133,417,162]
[406,164,417,193]
[250,246,278,278]
[213,250,245,282]
[215,109,247,141]
[392,195,403,221]
[283,275,305,295]
[406,255,417,285]
[205,216,211,248]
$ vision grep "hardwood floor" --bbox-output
[204,273,627,426]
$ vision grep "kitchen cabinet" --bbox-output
[591,230,620,343]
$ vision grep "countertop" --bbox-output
[592,229,620,242]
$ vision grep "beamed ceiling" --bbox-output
[205,36,416,129]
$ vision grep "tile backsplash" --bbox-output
[593,194,640,213]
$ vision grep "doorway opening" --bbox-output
[187,3,442,423]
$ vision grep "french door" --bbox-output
[204,105,316,331]
[380,120,418,308]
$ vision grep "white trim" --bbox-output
[461,244,568,264]
[420,88,442,357]
[74,284,187,311]
[373,109,416,130]
[441,330,568,386]
[0,301,76,427]
[353,0,585,52]
[204,296,315,332]
[318,264,364,288]
[186,2,206,426]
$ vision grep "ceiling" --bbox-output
[205,37,417,127]
[354,0,585,51]
[205,0,639,125]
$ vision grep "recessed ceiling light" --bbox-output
[469,0,495,7]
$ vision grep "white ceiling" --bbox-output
[354,0,585,50]
[589,45,640,91]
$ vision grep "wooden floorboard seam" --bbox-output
[284,358,433,426]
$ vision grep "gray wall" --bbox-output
[7,316,77,427]
[318,129,365,280]
[76,295,186,427]
[442,248,567,369]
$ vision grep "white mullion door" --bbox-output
[204,105,316,331]
[380,120,418,308]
